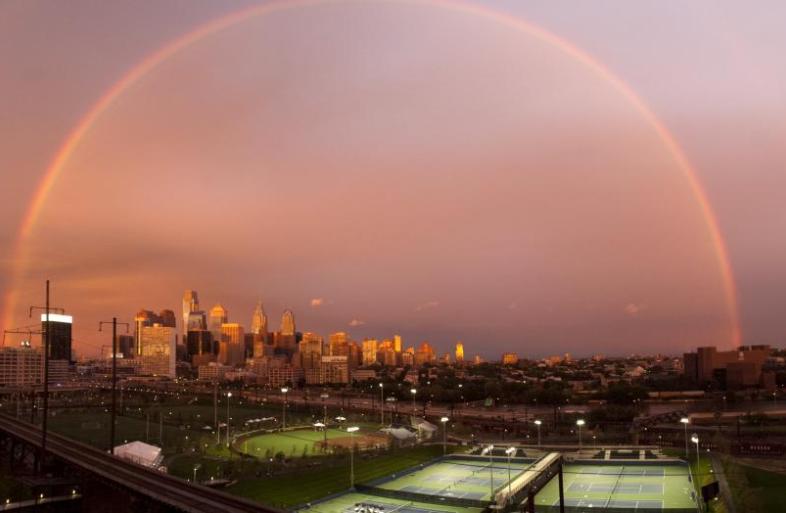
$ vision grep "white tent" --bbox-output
[381,427,416,440]
[113,441,164,469]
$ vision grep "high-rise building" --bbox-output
[393,335,403,353]
[117,334,134,358]
[683,345,772,389]
[280,309,295,336]
[186,330,214,364]
[455,342,464,363]
[182,290,199,341]
[186,311,206,332]
[0,343,42,386]
[40,313,72,362]
[329,332,349,356]
[251,300,268,336]
[299,333,323,369]
[320,355,349,384]
[219,323,245,366]
[139,324,176,377]
[362,339,378,366]
[158,309,177,329]
[402,346,415,366]
[414,341,436,366]
[208,304,228,342]
[501,352,519,365]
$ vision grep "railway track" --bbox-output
[0,413,281,513]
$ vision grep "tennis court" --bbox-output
[301,492,482,513]
[534,463,699,512]
[374,458,533,502]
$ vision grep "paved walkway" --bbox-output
[709,454,736,513]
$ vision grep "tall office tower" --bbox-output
[134,309,158,356]
[348,340,361,368]
[208,304,228,342]
[455,342,464,363]
[299,333,323,369]
[186,330,215,366]
[361,339,378,366]
[328,332,349,356]
[186,311,207,331]
[117,334,134,358]
[402,347,415,366]
[250,300,268,336]
[393,335,403,353]
[220,323,245,366]
[40,313,73,362]
[139,324,176,377]
[414,341,436,366]
[158,309,177,328]
[280,309,295,336]
[182,290,199,341]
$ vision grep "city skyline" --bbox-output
[3,1,786,358]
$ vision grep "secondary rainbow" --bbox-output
[2,0,742,347]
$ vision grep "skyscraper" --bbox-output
[250,300,268,336]
[139,324,176,377]
[40,313,73,362]
[455,342,464,363]
[280,309,295,336]
[219,323,245,366]
[182,290,199,341]
[208,304,228,342]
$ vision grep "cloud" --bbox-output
[348,319,365,327]
[624,303,647,317]
[310,298,324,307]
[415,300,440,312]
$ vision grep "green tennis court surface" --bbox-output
[534,463,699,512]
[302,492,482,513]
[376,459,533,501]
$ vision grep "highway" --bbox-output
[0,413,280,513]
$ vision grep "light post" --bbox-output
[320,393,329,424]
[410,388,417,417]
[192,463,201,483]
[347,426,359,489]
[225,392,232,448]
[336,416,346,431]
[576,419,585,448]
[440,417,449,455]
[281,387,289,430]
[314,422,327,451]
[691,434,700,470]
[482,445,495,500]
[98,318,130,455]
[534,420,542,447]
[505,447,516,499]
[379,383,385,425]
[680,417,690,458]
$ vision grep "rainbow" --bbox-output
[2,0,742,347]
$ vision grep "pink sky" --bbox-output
[1,0,785,358]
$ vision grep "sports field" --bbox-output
[375,458,533,501]
[237,427,388,458]
[303,492,482,513]
[534,463,699,512]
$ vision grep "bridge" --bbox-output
[0,413,281,513]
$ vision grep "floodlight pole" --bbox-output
[99,317,130,455]
[557,462,565,513]
[379,383,384,425]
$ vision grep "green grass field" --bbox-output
[236,427,384,458]
[534,464,698,511]
[227,446,450,507]
[721,458,786,513]
[376,459,532,502]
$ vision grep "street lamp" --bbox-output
[691,433,700,471]
[440,417,449,455]
[347,426,359,489]
[320,393,329,424]
[225,392,232,448]
[281,387,289,429]
[534,420,542,447]
[680,417,690,458]
[192,463,201,483]
[410,388,417,417]
[576,419,585,448]
[505,446,516,500]
[379,383,385,425]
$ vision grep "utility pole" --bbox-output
[99,318,129,454]
[28,281,65,474]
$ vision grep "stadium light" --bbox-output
[440,417,449,455]
[534,420,542,447]
[485,444,495,499]
[576,419,585,448]
[281,388,289,430]
[505,446,516,499]
[379,383,385,425]
[225,392,232,448]
[347,426,360,488]
[691,433,700,469]
[680,417,690,459]
[320,392,329,424]
[410,388,417,417]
